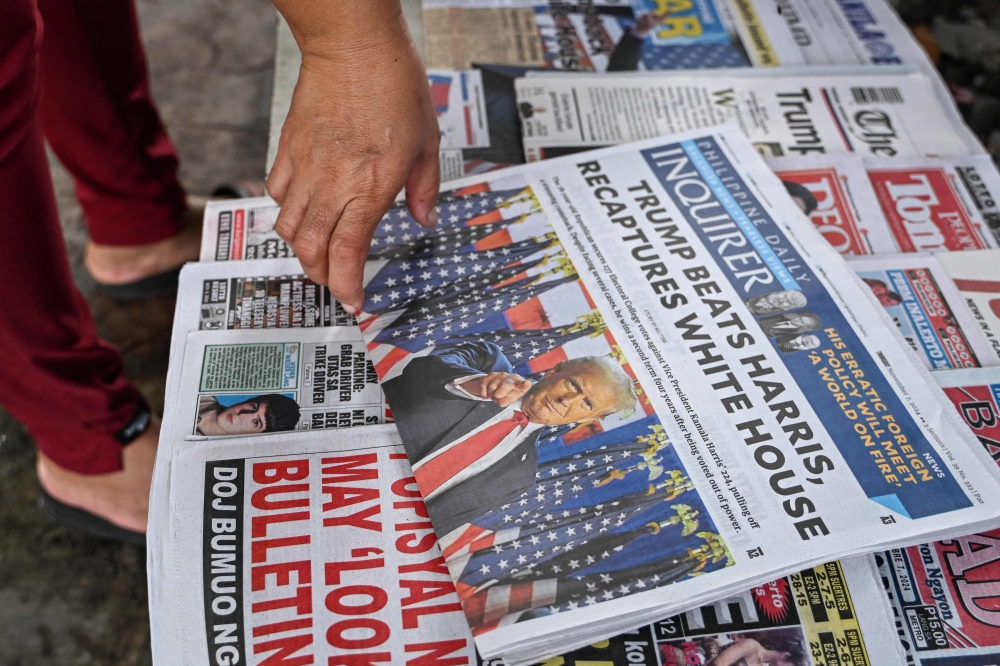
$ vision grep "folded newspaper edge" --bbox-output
[353,124,1000,664]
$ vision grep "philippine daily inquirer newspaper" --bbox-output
[421,0,930,73]
[514,67,982,163]
[147,424,908,666]
[846,254,1000,370]
[352,124,1000,664]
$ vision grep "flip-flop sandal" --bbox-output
[92,181,265,301]
[95,266,182,301]
[40,488,146,547]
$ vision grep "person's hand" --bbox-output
[631,11,669,38]
[267,1,440,312]
[461,372,533,408]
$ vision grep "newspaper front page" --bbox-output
[431,65,542,180]
[354,125,1000,663]
[767,154,895,256]
[200,197,288,262]
[865,156,1000,254]
[937,250,1000,366]
[150,426,479,666]
[421,0,928,73]
[176,327,384,438]
[515,68,981,162]
[868,367,1000,666]
[847,254,999,371]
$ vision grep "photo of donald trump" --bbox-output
[383,341,638,535]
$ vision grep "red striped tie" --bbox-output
[415,411,529,496]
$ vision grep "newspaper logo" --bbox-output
[943,382,1000,463]
[869,168,984,252]
[776,168,868,255]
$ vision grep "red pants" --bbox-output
[0,0,186,473]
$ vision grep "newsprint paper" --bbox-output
[351,125,1000,663]
[147,422,907,666]
[421,0,930,73]
[515,67,981,162]
[846,254,1000,370]
[871,367,1000,666]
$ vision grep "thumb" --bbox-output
[405,139,440,228]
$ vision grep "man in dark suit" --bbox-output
[383,341,637,535]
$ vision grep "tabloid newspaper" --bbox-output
[199,197,289,262]
[430,65,544,180]
[870,367,1000,666]
[352,125,1000,663]
[865,157,1000,254]
[937,250,1000,365]
[149,426,479,666]
[514,67,982,162]
[167,260,388,441]
[766,154,1000,257]
[766,154,896,256]
[148,259,388,636]
[846,254,1000,370]
[420,0,929,73]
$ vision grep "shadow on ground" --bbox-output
[0,0,274,663]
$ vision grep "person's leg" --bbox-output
[0,0,155,533]
[35,0,201,286]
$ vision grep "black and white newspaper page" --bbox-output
[515,68,980,163]
[354,125,1000,664]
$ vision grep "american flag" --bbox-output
[441,417,731,631]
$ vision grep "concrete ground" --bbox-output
[0,0,275,663]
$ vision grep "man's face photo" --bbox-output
[214,399,269,434]
[521,360,625,426]
[863,278,903,306]
[777,333,821,353]
[197,393,301,436]
[746,289,808,316]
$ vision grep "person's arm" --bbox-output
[267,0,440,311]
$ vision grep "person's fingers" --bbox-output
[266,145,294,204]
[271,177,314,273]
[325,197,382,312]
[289,189,345,290]
[405,133,441,228]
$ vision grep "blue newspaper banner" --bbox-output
[639,136,971,520]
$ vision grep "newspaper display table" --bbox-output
[149,3,1000,666]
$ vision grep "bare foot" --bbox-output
[84,196,206,286]
[36,417,159,534]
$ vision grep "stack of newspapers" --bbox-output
[149,2,1000,665]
